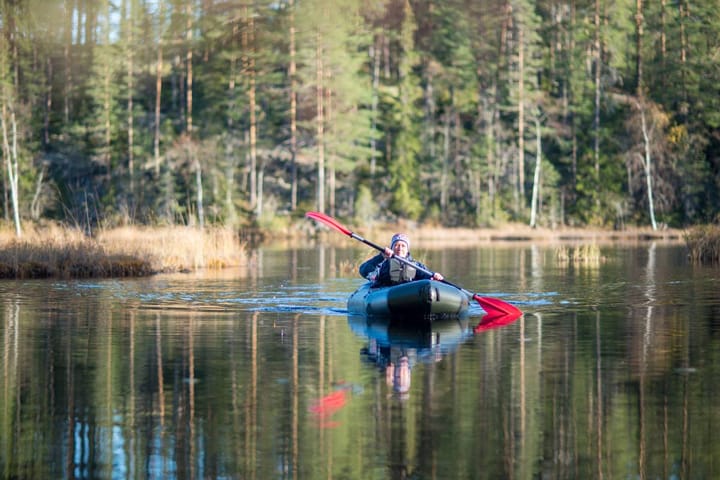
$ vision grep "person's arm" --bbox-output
[411,260,444,281]
[359,253,385,278]
[374,258,391,285]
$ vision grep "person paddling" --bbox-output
[359,233,444,286]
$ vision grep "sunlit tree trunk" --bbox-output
[517,27,526,206]
[186,2,193,135]
[315,30,325,214]
[441,114,449,214]
[529,118,542,228]
[326,88,335,218]
[289,0,298,210]
[678,0,689,107]
[0,105,22,236]
[635,0,644,95]
[154,0,164,175]
[125,0,135,195]
[43,57,52,147]
[243,5,258,211]
[63,0,72,125]
[185,0,203,228]
[225,22,239,224]
[369,36,380,177]
[256,159,264,218]
[249,14,258,215]
[635,99,657,230]
[102,2,112,171]
[593,0,601,177]
[0,7,23,236]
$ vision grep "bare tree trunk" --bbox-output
[244,5,257,210]
[0,5,23,236]
[529,118,542,228]
[225,22,239,223]
[102,1,112,171]
[635,0,644,95]
[517,27,526,206]
[440,114,449,214]
[186,0,202,228]
[249,13,257,213]
[289,0,298,210]
[186,1,193,135]
[126,0,135,196]
[634,100,657,230]
[315,30,325,213]
[1,105,22,236]
[370,36,380,177]
[256,160,264,218]
[195,157,204,228]
[63,0,73,125]
[326,89,335,217]
[679,0,688,105]
[593,0,601,177]
[154,0,164,175]
[44,57,52,147]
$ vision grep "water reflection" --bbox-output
[354,316,462,398]
[349,313,521,398]
[2,243,720,479]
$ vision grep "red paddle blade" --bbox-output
[306,211,352,236]
[473,294,523,318]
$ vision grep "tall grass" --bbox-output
[684,225,720,264]
[0,223,246,279]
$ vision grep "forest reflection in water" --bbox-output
[1,242,719,479]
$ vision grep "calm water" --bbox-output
[1,242,719,480]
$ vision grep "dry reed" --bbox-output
[684,225,720,264]
[0,223,246,279]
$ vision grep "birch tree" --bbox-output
[0,1,24,236]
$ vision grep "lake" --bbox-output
[1,241,718,479]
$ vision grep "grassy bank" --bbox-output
[0,223,247,279]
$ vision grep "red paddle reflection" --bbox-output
[473,310,522,334]
[309,388,349,428]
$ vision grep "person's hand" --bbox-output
[432,272,444,281]
[383,247,393,258]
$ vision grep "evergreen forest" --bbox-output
[1,0,719,234]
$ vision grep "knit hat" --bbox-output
[391,233,410,250]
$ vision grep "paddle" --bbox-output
[305,211,522,318]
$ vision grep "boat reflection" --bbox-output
[348,311,522,396]
[348,314,472,397]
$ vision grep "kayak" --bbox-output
[347,279,470,319]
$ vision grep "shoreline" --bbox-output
[0,222,695,279]
[278,221,687,248]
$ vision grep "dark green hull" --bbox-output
[347,279,469,318]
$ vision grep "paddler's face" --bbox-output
[392,241,408,257]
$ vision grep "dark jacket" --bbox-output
[359,253,385,279]
[359,253,432,287]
